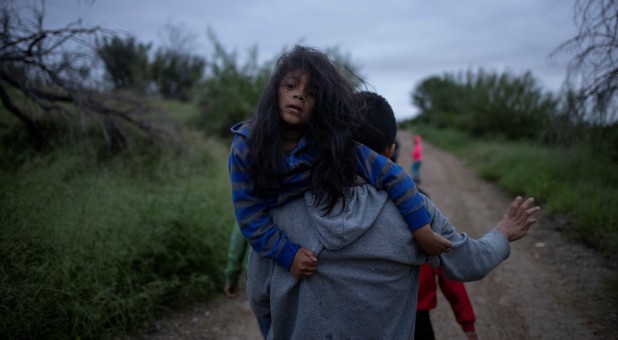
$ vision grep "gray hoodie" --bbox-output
[247,184,510,340]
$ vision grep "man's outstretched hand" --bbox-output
[290,247,318,279]
[494,196,541,242]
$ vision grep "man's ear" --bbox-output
[383,143,396,159]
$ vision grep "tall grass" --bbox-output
[0,128,235,338]
[408,124,618,257]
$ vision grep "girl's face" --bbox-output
[278,69,316,127]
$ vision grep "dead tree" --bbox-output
[0,1,182,152]
[553,0,618,124]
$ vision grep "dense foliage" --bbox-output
[0,101,234,339]
[411,69,558,141]
[401,123,618,258]
[151,48,206,101]
[410,69,618,161]
[96,35,152,93]
[193,36,273,137]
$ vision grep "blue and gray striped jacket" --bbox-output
[229,121,431,270]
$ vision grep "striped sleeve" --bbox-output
[228,134,300,270]
[356,143,431,231]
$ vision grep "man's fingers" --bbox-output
[521,196,535,208]
[520,206,540,223]
[526,206,541,216]
[515,197,537,223]
[520,197,535,212]
[515,197,534,220]
[507,196,523,218]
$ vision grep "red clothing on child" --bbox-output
[411,135,423,161]
[417,263,476,332]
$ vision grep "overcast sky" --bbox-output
[38,0,578,120]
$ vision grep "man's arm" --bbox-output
[426,196,540,281]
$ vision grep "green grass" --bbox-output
[408,124,618,257]
[0,122,235,338]
[157,99,201,125]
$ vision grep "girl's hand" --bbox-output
[290,247,318,279]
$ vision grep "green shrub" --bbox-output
[0,135,233,338]
[405,124,618,257]
[409,69,557,141]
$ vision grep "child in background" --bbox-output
[222,225,272,337]
[371,98,477,340]
[223,224,248,299]
[411,134,423,184]
[411,193,477,340]
[229,45,451,279]
[416,264,478,340]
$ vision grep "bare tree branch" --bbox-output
[0,0,183,153]
[0,82,44,145]
[552,0,618,124]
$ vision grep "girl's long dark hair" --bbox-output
[248,45,364,213]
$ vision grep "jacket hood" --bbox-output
[231,121,251,138]
[303,182,389,251]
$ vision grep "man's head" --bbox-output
[354,91,397,158]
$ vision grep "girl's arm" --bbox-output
[356,143,432,230]
[357,143,451,256]
[229,134,300,270]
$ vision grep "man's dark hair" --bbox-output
[354,91,397,153]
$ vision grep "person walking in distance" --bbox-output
[411,134,423,184]
[392,133,477,340]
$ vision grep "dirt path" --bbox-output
[138,130,616,340]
